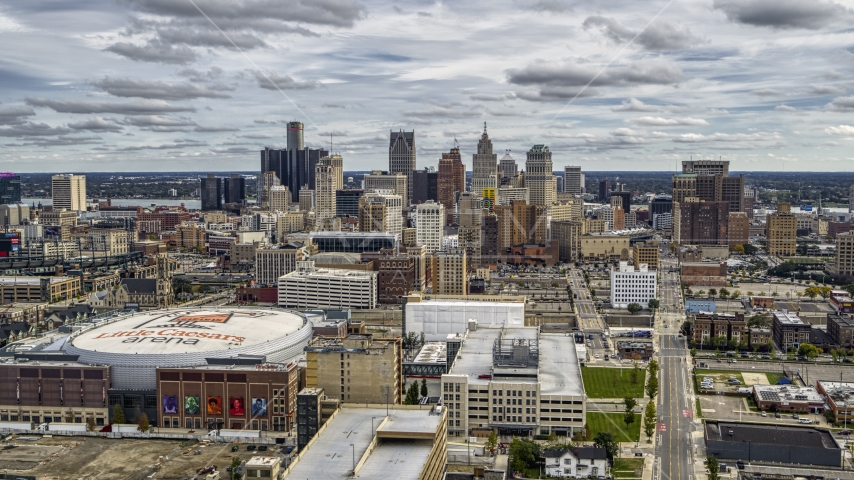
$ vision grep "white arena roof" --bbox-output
[64,308,313,389]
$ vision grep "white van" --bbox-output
[798,418,812,424]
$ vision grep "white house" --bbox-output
[544,447,608,478]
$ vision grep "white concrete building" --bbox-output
[497,187,529,206]
[441,326,585,438]
[416,200,444,253]
[362,191,403,237]
[405,298,525,342]
[51,174,86,211]
[544,448,608,478]
[278,261,377,309]
[268,185,291,212]
[610,261,657,308]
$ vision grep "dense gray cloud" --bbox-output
[177,67,224,82]
[713,0,850,30]
[827,96,854,111]
[104,40,197,64]
[0,122,72,137]
[611,98,660,112]
[807,84,844,95]
[93,77,233,100]
[120,116,197,132]
[115,139,208,151]
[193,125,240,132]
[253,71,317,90]
[68,117,124,132]
[26,97,196,115]
[751,89,784,97]
[583,16,704,51]
[507,59,684,89]
[0,105,36,125]
[631,117,709,127]
[122,0,367,28]
[21,135,103,147]
[156,27,267,50]
[673,132,781,143]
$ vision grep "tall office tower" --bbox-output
[314,162,337,231]
[431,249,467,295]
[416,200,445,253]
[258,171,280,208]
[457,192,482,269]
[335,189,363,218]
[552,219,584,262]
[682,160,729,175]
[364,171,408,202]
[525,145,557,206]
[610,196,625,231]
[494,200,547,252]
[598,180,610,202]
[672,198,729,245]
[471,123,498,195]
[200,174,222,211]
[728,212,749,246]
[673,160,744,214]
[437,147,465,224]
[389,130,416,205]
[287,121,304,159]
[482,214,499,265]
[223,174,246,205]
[51,174,86,211]
[564,166,584,195]
[358,192,403,236]
[268,185,291,212]
[598,205,615,231]
[767,202,797,257]
[0,173,21,205]
[835,231,854,276]
[411,167,438,204]
[320,154,344,192]
[261,146,283,179]
[498,153,517,180]
[850,185,854,213]
[611,192,631,214]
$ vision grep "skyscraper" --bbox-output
[0,173,21,205]
[200,174,222,211]
[438,146,465,224]
[51,174,86,211]
[287,121,304,159]
[471,123,498,195]
[321,154,344,192]
[416,201,444,254]
[258,171,280,209]
[389,130,416,205]
[564,166,584,195]
[457,192,483,269]
[498,153,517,180]
[525,145,557,206]
[411,167,438,204]
[314,162,337,231]
[598,180,610,202]
[223,174,246,205]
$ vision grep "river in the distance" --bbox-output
[23,198,202,210]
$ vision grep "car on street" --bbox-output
[792,414,799,419]
[840,430,851,435]
[594,354,599,358]
[761,412,767,417]
[775,412,781,418]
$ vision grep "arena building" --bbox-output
[63,307,313,390]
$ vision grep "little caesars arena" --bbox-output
[64,308,313,390]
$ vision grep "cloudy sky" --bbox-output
[1,0,854,173]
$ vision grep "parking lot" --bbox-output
[694,360,854,384]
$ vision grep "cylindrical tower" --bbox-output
[287,121,304,153]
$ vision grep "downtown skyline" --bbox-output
[1,0,853,173]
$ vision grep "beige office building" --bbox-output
[431,249,467,295]
[51,174,86,211]
[416,201,445,254]
[255,243,308,286]
[268,185,291,212]
[633,241,659,270]
[551,220,583,263]
[364,171,408,204]
[304,335,402,404]
[836,231,854,277]
[457,192,482,269]
[314,162,337,231]
[358,192,403,237]
[524,145,557,206]
[581,235,630,262]
[766,202,797,257]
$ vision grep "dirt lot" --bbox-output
[0,434,264,480]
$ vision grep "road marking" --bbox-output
[657,422,667,432]
[683,409,693,418]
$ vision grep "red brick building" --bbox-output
[681,262,727,286]
[156,362,299,432]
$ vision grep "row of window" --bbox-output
[492,389,536,397]
[0,414,104,425]
[492,407,536,414]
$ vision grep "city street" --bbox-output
[657,334,694,480]
[568,269,606,331]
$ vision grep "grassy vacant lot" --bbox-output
[612,457,645,479]
[765,372,786,385]
[586,412,641,443]
[581,366,646,398]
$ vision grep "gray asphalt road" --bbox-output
[657,334,693,480]
[568,269,605,331]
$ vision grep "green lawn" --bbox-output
[765,372,786,385]
[581,367,646,398]
[612,458,645,479]
[586,412,641,443]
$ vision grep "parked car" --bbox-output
[775,412,781,418]
[792,414,799,420]
[840,430,851,435]
[761,412,767,417]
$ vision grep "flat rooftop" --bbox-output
[413,342,447,364]
[705,421,840,450]
[539,333,584,396]
[284,406,441,480]
[753,385,823,403]
[774,310,806,325]
[829,314,854,327]
[0,276,71,286]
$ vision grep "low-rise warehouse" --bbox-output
[704,421,843,468]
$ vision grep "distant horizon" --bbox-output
[11,170,854,175]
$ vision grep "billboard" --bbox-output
[229,397,245,416]
[801,205,813,212]
[163,395,178,414]
[207,396,222,415]
[0,232,19,257]
[185,395,200,415]
[251,398,267,417]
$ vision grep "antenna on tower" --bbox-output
[483,122,487,134]
[454,136,458,148]
[330,132,333,154]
